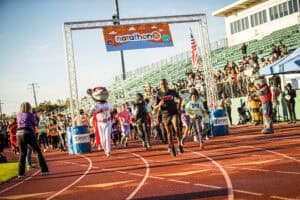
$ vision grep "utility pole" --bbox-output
[113,0,126,80]
[28,83,39,107]
[0,100,3,121]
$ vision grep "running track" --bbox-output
[0,123,299,200]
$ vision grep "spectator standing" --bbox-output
[8,118,18,154]
[240,43,247,55]
[270,82,281,122]
[221,92,233,126]
[57,114,67,152]
[284,83,296,124]
[16,102,49,177]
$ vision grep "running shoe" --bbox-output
[41,172,50,176]
[180,137,185,146]
[193,135,198,142]
[178,145,184,154]
[170,146,176,157]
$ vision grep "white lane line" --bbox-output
[225,166,269,172]
[64,158,267,199]
[245,145,300,163]
[148,175,164,180]
[127,172,144,177]
[275,171,300,175]
[0,170,40,194]
[271,195,300,200]
[191,151,234,200]
[63,161,99,170]
[168,179,190,184]
[148,151,300,176]
[233,189,263,196]
[46,155,92,200]
[194,183,222,189]
[119,150,150,200]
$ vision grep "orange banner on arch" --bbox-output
[103,23,173,51]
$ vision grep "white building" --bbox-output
[213,0,300,46]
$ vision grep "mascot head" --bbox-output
[87,86,109,102]
[254,76,266,88]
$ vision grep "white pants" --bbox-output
[96,121,112,153]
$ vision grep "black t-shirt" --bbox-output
[135,100,148,122]
[156,89,180,116]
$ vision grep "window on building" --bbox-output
[230,17,249,34]
[269,7,274,20]
[230,22,235,34]
[259,11,263,23]
[274,6,279,19]
[288,0,299,14]
[269,6,279,20]
[251,10,268,27]
[245,17,249,29]
[250,15,254,26]
[283,2,289,16]
[262,10,267,23]
[279,3,284,17]
[293,0,299,12]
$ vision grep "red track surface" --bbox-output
[1,122,299,200]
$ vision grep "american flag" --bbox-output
[190,31,200,70]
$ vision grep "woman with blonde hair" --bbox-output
[16,102,49,177]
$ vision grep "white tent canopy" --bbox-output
[260,47,300,76]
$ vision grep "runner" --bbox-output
[134,93,151,150]
[185,89,205,149]
[153,79,183,156]
[87,86,112,157]
[38,114,49,152]
[117,104,132,147]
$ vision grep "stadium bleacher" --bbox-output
[80,24,300,108]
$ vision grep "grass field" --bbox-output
[0,162,18,184]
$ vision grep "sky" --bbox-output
[0,0,235,115]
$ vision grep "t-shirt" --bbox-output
[57,121,66,134]
[90,102,111,122]
[156,89,180,116]
[185,99,204,118]
[38,119,47,134]
[117,110,131,125]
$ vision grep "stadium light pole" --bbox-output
[113,0,126,80]
[28,83,39,107]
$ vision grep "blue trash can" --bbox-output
[72,125,91,154]
[67,127,74,154]
[210,109,229,137]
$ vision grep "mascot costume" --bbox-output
[248,83,261,125]
[87,87,112,156]
[253,77,274,134]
